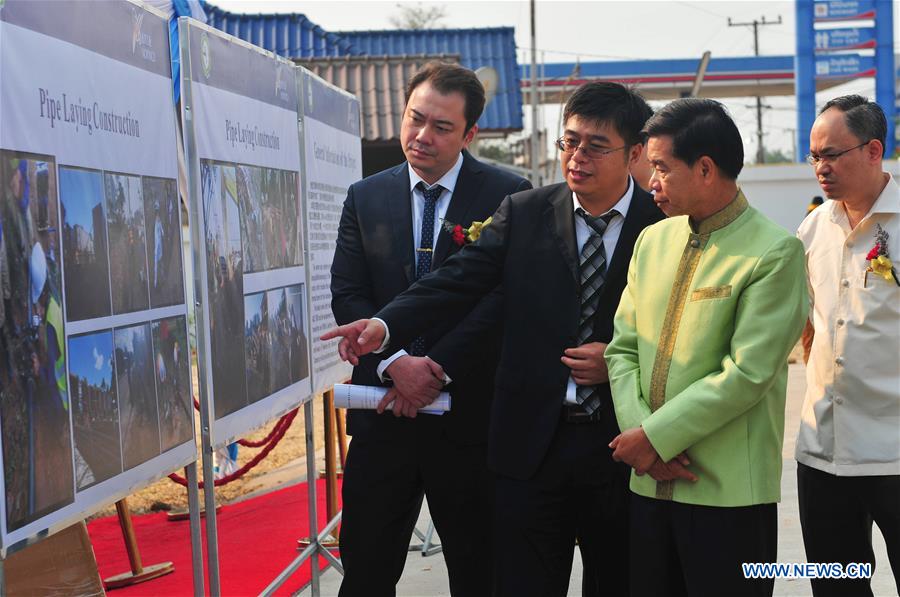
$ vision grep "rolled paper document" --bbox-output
[333,383,451,415]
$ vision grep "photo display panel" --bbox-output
[0,0,195,555]
[300,71,360,394]
[181,20,312,449]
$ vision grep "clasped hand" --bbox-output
[609,427,698,483]
[321,319,445,419]
[377,356,445,418]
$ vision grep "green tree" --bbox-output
[478,142,512,163]
[763,148,792,164]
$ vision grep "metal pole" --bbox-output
[874,0,896,156]
[529,0,539,185]
[177,18,221,596]
[794,4,816,162]
[199,398,220,596]
[185,462,205,597]
[306,399,321,595]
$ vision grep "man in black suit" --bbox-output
[330,61,531,596]
[325,82,664,596]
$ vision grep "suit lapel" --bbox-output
[386,163,415,284]
[602,186,654,289]
[544,183,579,283]
[433,153,482,266]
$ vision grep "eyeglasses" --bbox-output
[556,137,627,160]
[805,141,870,166]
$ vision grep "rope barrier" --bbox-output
[190,396,284,448]
[168,408,298,488]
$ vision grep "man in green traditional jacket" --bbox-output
[605,98,808,596]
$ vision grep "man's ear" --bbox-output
[865,139,884,163]
[463,124,479,147]
[627,143,644,166]
[698,156,715,182]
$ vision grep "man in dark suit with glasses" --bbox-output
[326,82,664,596]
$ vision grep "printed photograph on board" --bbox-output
[114,323,161,470]
[201,161,247,420]
[143,177,185,309]
[105,172,149,314]
[281,170,302,268]
[59,166,111,321]
[0,152,74,531]
[151,316,192,452]
[285,283,309,383]
[262,169,302,269]
[243,292,269,404]
[69,330,121,490]
[237,164,266,273]
[267,287,292,394]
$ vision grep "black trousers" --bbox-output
[493,417,630,597]
[338,426,493,597]
[797,462,900,597]
[629,493,777,597]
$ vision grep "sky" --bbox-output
[68,331,114,388]
[212,0,899,162]
[59,167,104,230]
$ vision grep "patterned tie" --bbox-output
[575,207,618,414]
[409,183,444,356]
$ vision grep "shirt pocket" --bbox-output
[689,285,732,301]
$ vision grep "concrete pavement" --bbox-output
[313,364,897,596]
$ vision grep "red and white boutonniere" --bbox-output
[441,217,493,247]
[865,223,900,286]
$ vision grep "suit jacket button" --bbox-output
[690,238,700,248]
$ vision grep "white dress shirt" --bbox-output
[565,177,634,404]
[374,153,464,381]
[795,173,900,476]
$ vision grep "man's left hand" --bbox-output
[609,427,658,475]
[561,342,609,386]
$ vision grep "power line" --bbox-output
[673,1,729,20]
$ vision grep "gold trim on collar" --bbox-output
[690,189,749,235]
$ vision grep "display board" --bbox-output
[0,0,195,555]
[180,20,312,449]
[300,71,360,394]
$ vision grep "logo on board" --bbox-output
[200,32,211,79]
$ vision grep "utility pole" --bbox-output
[728,14,782,164]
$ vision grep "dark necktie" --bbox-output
[575,207,618,414]
[409,183,443,356]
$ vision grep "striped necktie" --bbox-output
[409,183,443,356]
[575,207,618,414]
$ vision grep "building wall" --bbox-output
[739,160,900,233]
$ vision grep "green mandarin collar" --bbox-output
[689,189,749,235]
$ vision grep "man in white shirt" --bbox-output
[797,94,900,597]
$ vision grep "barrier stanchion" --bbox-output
[324,390,340,541]
[300,391,340,550]
[263,399,337,595]
[336,407,348,472]
[102,499,174,590]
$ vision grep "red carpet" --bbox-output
[88,479,340,596]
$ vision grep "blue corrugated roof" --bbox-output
[337,28,523,130]
[201,1,356,57]
[199,2,522,131]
